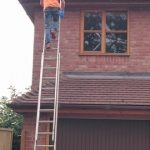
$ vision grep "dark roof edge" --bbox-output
[63,72,150,79]
[9,103,150,110]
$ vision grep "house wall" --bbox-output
[22,114,36,150]
[22,113,50,150]
[31,6,150,87]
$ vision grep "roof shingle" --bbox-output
[11,76,150,106]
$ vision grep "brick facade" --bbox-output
[32,7,150,87]
[22,113,50,150]
[22,114,36,150]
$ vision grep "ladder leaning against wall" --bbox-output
[33,12,61,150]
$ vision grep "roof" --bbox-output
[18,0,150,22]
[11,73,150,108]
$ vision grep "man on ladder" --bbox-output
[33,1,65,150]
[40,0,65,49]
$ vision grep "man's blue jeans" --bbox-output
[44,7,59,45]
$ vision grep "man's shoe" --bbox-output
[51,31,56,39]
[46,43,51,50]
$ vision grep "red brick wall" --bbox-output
[31,7,150,87]
[22,113,50,150]
[32,12,43,88]
[22,114,36,150]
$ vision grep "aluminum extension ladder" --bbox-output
[34,13,61,150]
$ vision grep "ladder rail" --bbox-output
[34,36,46,150]
[54,52,60,150]
[53,15,61,150]
[52,16,61,143]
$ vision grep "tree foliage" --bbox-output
[0,86,23,135]
[0,86,24,150]
[0,96,23,136]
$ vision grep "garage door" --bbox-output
[57,119,150,150]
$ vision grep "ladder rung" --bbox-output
[45,47,57,50]
[40,109,54,112]
[43,77,56,80]
[42,97,55,100]
[42,87,55,90]
[38,132,53,135]
[51,47,57,50]
[36,145,54,147]
[39,120,54,123]
[44,57,57,60]
[43,66,56,69]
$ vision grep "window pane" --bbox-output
[84,12,102,30]
[106,33,127,53]
[106,12,127,30]
[84,33,101,51]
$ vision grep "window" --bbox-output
[81,10,128,55]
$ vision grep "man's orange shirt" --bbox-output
[43,0,60,9]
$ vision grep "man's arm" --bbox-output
[40,0,44,7]
[61,0,65,9]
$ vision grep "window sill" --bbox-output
[79,52,130,56]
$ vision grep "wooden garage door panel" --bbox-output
[57,119,150,150]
